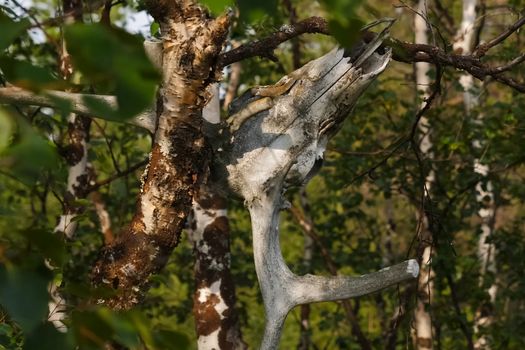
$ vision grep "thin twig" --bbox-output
[474,15,525,56]
[85,158,148,194]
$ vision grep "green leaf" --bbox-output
[0,119,60,185]
[0,57,65,91]
[98,309,141,349]
[71,308,144,349]
[71,309,114,349]
[0,109,13,153]
[65,24,160,120]
[0,264,51,333]
[64,282,116,299]
[321,0,365,48]
[0,12,30,51]
[200,0,234,16]
[237,0,278,23]
[21,229,66,267]
[328,17,365,49]
[24,323,74,350]
[150,21,160,36]
[151,329,190,350]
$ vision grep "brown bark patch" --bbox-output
[194,288,222,336]
[416,337,432,349]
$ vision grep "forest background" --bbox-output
[0,0,524,349]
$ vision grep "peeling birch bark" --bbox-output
[91,1,231,309]
[187,85,246,350]
[218,28,419,349]
[413,2,435,349]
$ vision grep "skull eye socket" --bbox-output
[376,45,386,55]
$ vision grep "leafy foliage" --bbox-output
[65,24,160,120]
[1,0,525,349]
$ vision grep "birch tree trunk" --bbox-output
[48,0,89,329]
[413,1,435,349]
[91,1,231,309]
[452,1,497,348]
[188,85,246,350]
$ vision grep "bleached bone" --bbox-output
[217,28,419,349]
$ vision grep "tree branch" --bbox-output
[217,14,525,92]
[217,16,329,68]
[84,158,148,194]
[0,86,156,132]
[473,15,525,57]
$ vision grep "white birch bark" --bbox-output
[188,85,246,350]
[414,2,435,349]
[48,113,90,331]
[453,1,497,348]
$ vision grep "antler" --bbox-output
[218,25,419,349]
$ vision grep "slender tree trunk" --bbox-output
[189,190,246,350]
[188,85,246,350]
[413,2,435,349]
[48,0,89,329]
[91,1,231,309]
[90,190,114,245]
[453,1,497,348]
[47,115,89,327]
[296,191,314,350]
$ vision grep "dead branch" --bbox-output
[217,16,329,68]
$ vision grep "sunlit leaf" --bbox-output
[237,0,278,23]
[200,0,234,16]
[150,21,160,36]
[65,24,160,121]
[0,12,30,51]
[0,109,13,152]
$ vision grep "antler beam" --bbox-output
[218,25,419,349]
